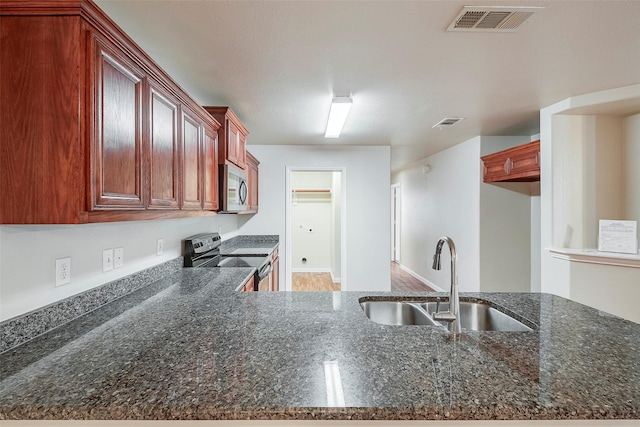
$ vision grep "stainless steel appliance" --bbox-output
[219,164,248,212]
[183,233,271,291]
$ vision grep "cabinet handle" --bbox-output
[504,158,513,175]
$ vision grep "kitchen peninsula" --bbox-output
[0,237,638,424]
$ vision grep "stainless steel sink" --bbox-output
[359,301,441,326]
[422,300,532,332]
[359,299,533,332]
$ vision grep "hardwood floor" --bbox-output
[291,263,434,292]
[292,272,341,291]
[391,261,435,292]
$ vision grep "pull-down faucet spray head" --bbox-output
[430,237,461,334]
[432,252,441,270]
[432,239,445,270]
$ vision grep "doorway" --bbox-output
[286,168,346,291]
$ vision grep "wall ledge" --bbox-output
[548,247,640,269]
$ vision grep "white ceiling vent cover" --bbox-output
[433,117,464,129]
[447,6,542,32]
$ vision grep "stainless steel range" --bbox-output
[183,233,272,291]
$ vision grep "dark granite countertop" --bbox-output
[0,261,639,420]
[220,234,279,256]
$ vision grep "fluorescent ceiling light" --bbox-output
[324,97,352,138]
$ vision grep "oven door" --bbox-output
[218,256,271,291]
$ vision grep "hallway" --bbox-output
[390,262,435,292]
[290,263,435,292]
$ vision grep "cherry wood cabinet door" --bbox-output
[237,132,246,167]
[227,120,240,166]
[245,151,259,213]
[90,33,145,210]
[181,106,203,210]
[202,126,219,211]
[147,80,179,209]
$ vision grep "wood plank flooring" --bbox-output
[291,263,434,292]
[291,272,341,291]
[390,261,435,292]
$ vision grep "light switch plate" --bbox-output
[103,249,114,272]
[156,239,164,256]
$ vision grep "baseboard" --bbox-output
[291,268,331,273]
[330,270,341,283]
[397,263,445,292]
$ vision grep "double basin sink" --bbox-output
[360,298,533,332]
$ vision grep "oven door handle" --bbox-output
[257,261,272,279]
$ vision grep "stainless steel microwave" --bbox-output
[219,164,248,212]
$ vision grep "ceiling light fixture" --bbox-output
[324,96,352,138]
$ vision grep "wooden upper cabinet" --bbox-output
[203,106,249,170]
[180,105,203,210]
[245,151,259,214]
[202,125,220,211]
[0,0,223,223]
[481,140,541,183]
[147,79,179,209]
[0,12,86,223]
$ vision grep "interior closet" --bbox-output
[290,171,342,291]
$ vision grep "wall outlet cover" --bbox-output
[55,257,71,287]
[157,239,164,256]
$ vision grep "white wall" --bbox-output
[624,113,640,221]
[479,136,534,293]
[331,172,342,282]
[530,195,542,292]
[241,145,391,292]
[0,215,240,321]
[392,137,481,292]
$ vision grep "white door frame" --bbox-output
[391,184,401,262]
[285,167,347,291]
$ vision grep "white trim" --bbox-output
[330,270,342,284]
[396,263,446,292]
[390,184,401,262]
[286,167,347,292]
[548,247,640,269]
[292,268,332,273]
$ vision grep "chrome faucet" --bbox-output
[431,237,461,334]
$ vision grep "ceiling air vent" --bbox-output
[447,6,542,32]
[433,117,464,129]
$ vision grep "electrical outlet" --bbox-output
[114,247,123,268]
[156,238,164,256]
[55,257,71,287]
[103,248,114,272]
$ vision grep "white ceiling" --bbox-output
[95,0,640,172]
